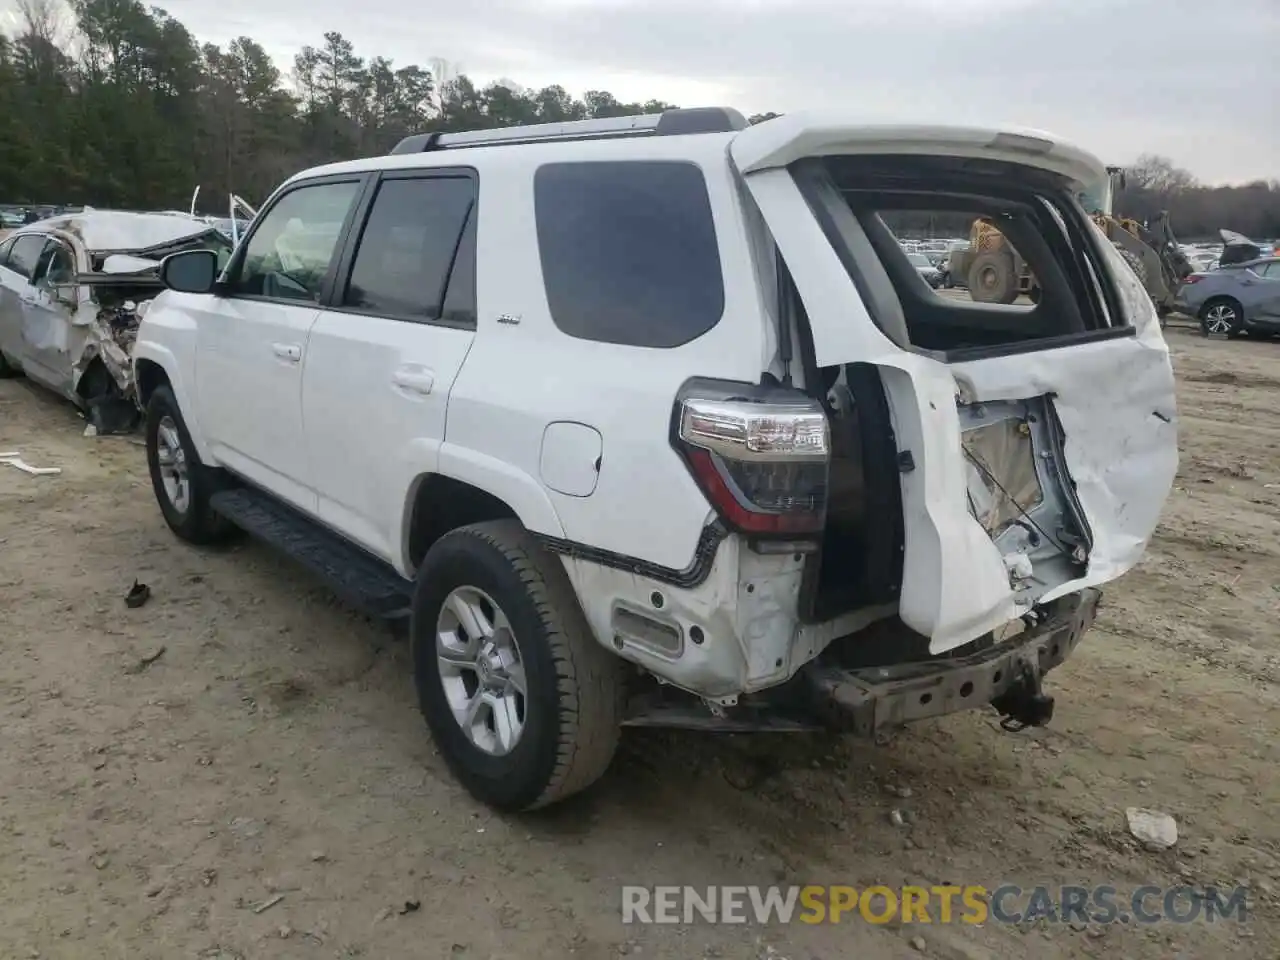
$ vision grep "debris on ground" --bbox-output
[399,900,421,915]
[0,452,61,476]
[125,646,166,675]
[124,580,151,608]
[1126,807,1179,849]
[252,894,284,914]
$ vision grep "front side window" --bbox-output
[230,180,360,302]
[343,176,476,322]
[534,160,725,348]
[35,239,75,286]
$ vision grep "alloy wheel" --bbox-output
[435,585,527,756]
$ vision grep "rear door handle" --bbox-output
[271,342,302,362]
[19,294,36,305]
[392,367,435,395]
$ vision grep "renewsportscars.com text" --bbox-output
[621,884,1249,926]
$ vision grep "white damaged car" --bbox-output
[0,211,232,432]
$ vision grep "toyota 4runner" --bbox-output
[133,108,1178,811]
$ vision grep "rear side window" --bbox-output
[344,175,476,323]
[534,160,724,348]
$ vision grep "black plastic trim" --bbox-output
[941,324,1136,364]
[799,362,905,624]
[654,106,748,135]
[533,524,728,590]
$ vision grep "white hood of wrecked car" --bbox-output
[100,254,162,275]
[27,210,221,254]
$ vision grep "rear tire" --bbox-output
[968,252,1018,304]
[1199,298,1243,338]
[0,350,20,378]
[412,520,623,811]
[145,384,235,544]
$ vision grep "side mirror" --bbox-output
[159,248,219,294]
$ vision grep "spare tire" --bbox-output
[968,252,1018,304]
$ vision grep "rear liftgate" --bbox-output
[730,121,1179,732]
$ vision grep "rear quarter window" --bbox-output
[534,160,725,348]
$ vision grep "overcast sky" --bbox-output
[8,0,1278,184]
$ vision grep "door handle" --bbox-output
[19,294,36,305]
[392,367,435,395]
[271,342,302,362]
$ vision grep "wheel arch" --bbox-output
[130,342,215,464]
[400,458,567,576]
[134,357,171,408]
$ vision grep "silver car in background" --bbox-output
[0,211,232,431]
[1177,256,1280,338]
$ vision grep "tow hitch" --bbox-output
[990,661,1055,731]
[797,589,1099,738]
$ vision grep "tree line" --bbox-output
[0,0,1275,242]
[1115,155,1279,242]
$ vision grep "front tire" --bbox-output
[412,520,623,811]
[0,350,21,378]
[1199,298,1244,338]
[144,385,234,544]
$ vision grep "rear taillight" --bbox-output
[673,383,830,536]
[1182,274,1202,285]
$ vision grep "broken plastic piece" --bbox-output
[0,453,62,476]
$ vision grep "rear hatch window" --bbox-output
[790,155,1130,361]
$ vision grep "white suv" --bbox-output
[133,108,1178,811]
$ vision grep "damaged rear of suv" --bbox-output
[710,120,1178,739]
[133,110,1176,812]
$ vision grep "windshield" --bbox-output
[908,253,932,267]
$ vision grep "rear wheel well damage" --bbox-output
[406,475,519,572]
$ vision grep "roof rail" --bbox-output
[389,106,748,156]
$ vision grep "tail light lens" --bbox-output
[1182,274,1202,285]
[673,383,830,536]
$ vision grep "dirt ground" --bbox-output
[0,322,1276,960]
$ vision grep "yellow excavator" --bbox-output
[952,167,1192,321]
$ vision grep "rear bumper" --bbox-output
[802,588,1100,736]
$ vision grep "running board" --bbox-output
[209,488,413,619]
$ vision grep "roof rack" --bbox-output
[389,106,748,156]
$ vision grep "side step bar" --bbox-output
[209,488,413,619]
